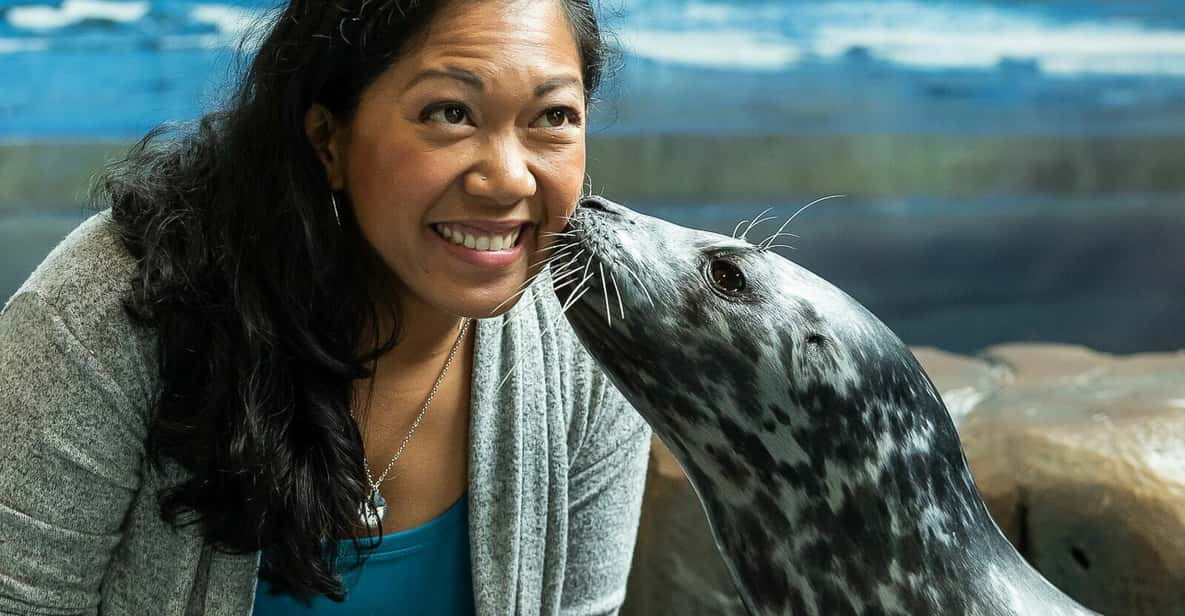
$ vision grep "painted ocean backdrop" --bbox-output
[1,0,1183,352]
[4,0,1185,137]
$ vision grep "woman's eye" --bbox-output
[533,107,580,129]
[424,104,471,126]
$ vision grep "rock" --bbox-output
[622,344,1185,616]
[955,343,1185,615]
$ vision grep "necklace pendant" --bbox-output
[360,490,387,530]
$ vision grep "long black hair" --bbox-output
[94,0,613,602]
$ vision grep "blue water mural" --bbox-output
[3,0,1185,138]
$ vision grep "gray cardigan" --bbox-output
[0,211,651,615]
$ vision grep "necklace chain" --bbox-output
[351,317,471,495]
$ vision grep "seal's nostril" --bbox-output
[579,195,625,217]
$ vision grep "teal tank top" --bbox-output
[252,493,475,615]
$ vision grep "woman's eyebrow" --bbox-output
[534,76,582,97]
[406,67,484,92]
[404,68,582,97]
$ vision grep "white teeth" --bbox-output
[434,223,522,252]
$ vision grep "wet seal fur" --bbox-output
[551,196,1096,616]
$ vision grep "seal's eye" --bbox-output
[709,259,746,294]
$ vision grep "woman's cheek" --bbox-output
[545,145,586,209]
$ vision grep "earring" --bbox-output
[330,192,342,228]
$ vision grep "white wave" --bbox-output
[7,0,148,30]
[814,22,1185,77]
[188,4,264,49]
[0,37,51,53]
[622,0,1185,77]
[190,4,256,37]
[619,28,801,71]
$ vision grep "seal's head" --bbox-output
[554,196,959,487]
[552,196,1085,615]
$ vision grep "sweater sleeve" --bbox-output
[560,360,651,616]
[0,292,147,616]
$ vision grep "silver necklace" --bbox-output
[351,317,471,530]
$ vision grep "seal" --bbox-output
[550,195,1096,616]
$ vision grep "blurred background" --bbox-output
[1,0,1182,353]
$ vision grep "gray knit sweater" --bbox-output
[0,211,651,615]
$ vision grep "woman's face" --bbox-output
[310,0,587,320]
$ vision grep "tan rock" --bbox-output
[961,343,1185,615]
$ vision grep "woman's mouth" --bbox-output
[430,222,531,269]
[432,222,524,251]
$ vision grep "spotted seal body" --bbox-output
[551,196,1095,616]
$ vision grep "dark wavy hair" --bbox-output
[93,0,614,602]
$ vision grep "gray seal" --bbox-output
[551,196,1096,616]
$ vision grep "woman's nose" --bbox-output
[464,134,537,205]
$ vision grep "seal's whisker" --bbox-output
[731,218,750,240]
[550,249,584,276]
[739,207,777,242]
[539,248,579,269]
[537,247,577,269]
[489,282,536,316]
[494,347,527,394]
[762,194,846,250]
[609,269,625,320]
[559,284,591,317]
[599,263,611,328]
[497,291,557,334]
[559,248,586,268]
[550,253,586,285]
[758,231,801,251]
[492,304,531,394]
[494,287,575,393]
[551,275,586,293]
[764,244,797,252]
[553,268,595,295]
[551,268,581,287]
[580,251,595,282]
[536,243,574,257]
[538,285,586,358]
[553,281,592,333]
[620,262,656,308]
[489,254,565,317]
[533,243,567,255]
[489,244,581,316]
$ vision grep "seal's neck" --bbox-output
[676,393,1089,615]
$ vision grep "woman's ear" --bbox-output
[304,103,347,191]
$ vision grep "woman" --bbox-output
[0,0,651,614]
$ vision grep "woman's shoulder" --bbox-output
[6,209,137,318]
[1,209,156,405]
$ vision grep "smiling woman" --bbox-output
[0,1,651,615]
